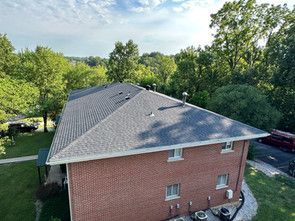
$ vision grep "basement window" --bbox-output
[216,174,229,189]
[168,148,183,162]
[166,184,180,200]
[221,141,233,153]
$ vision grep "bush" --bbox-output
[208,84,281,131]
[40,190,70,221]
[49,217,62,221]
[247,143,256,160]
[36,183,61,202]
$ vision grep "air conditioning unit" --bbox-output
[226,189,233,199]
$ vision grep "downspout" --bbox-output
[235,141,246,191]
[66,164,74,221]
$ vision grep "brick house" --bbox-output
[47,83,268,221]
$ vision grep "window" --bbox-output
[216,174,229,189]
[221,141,233,152]
[166,184,180,200]
[168,148,183,160]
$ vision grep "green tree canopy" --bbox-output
[210,0,290,78]
[0,77,38,123]
[16,46,70,132]
[208,84,281,131]
[64,63,108,91]
[0,34,18,76]
[107,40,139,82]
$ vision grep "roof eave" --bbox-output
[46,132,269,165]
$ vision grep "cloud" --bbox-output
[0,0,293,57]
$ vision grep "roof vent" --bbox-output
[182,92,188,106]
[152,83,157,92]
[148,112,155,117]
[125,93,131,100]
[146,85,151,90]
[119,91,123,95]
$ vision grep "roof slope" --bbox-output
[47,83,141,160]
[47,83,267,164]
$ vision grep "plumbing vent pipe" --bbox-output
[152,83,157,92]
[182,92,188,106]
[146,85,151,90]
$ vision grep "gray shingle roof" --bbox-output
[47,83,267,164]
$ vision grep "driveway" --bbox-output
[253,141,295,174]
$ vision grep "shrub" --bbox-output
[247,143,256,160]
[36,183,61,202]
[40,190,70,221]
[49,217,61,221]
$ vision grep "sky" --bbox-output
[0,0,293,57]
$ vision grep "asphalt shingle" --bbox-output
[47,83,267,164]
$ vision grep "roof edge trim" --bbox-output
[47,132,269,165]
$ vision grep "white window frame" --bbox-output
[165,184,180,200]
[221,141,234,153]
[167,148,183,162]
[216,174,229,189]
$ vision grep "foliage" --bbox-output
[84,56,107,67]
[210,0,290,76]
[107,40,139,82]
[65,62,108,91]
[16,46,70,132]
[247,143,256,160]
[208,85,281,131]
[0,34,18,76]
[36,182,61,202]
[40,190,70,221]
[267,22,295,132]
[0,137,11,155]
[140,52,176,84]
[0,77,38,124]
[245,166,295,221]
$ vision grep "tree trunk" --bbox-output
[43,112,48,133]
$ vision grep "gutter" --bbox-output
[47,133,269,165]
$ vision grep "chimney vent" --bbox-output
[182,92,188,106]
[152,83,157,92]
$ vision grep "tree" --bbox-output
[0,77,38,124]
[16,47,70,132]
[131,64,160,87]
[0,34,18,76]
[65,63,108,91]
[210,0,290,78]
[267,21,295,131]
[107,40,139,82]
[85,56,107,67]
[208,85,281,131]
[157,55,176,84]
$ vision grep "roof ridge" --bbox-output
[49,89,145,162]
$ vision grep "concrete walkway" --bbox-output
[0,155,37,164]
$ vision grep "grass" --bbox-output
[40,190,70,221]
[245,166,295,221]
[0,161,41,221]
[0,132,54,159]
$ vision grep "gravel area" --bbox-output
[247,159,290,178]
[171,180,257,221]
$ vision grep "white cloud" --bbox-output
[0,0,293,57]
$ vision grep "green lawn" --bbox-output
[0,132,54,159]
[0,161,41,221]
[245,166,295,221]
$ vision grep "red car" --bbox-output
[259,129,295,152]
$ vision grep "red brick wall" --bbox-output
[67,140,249,221]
